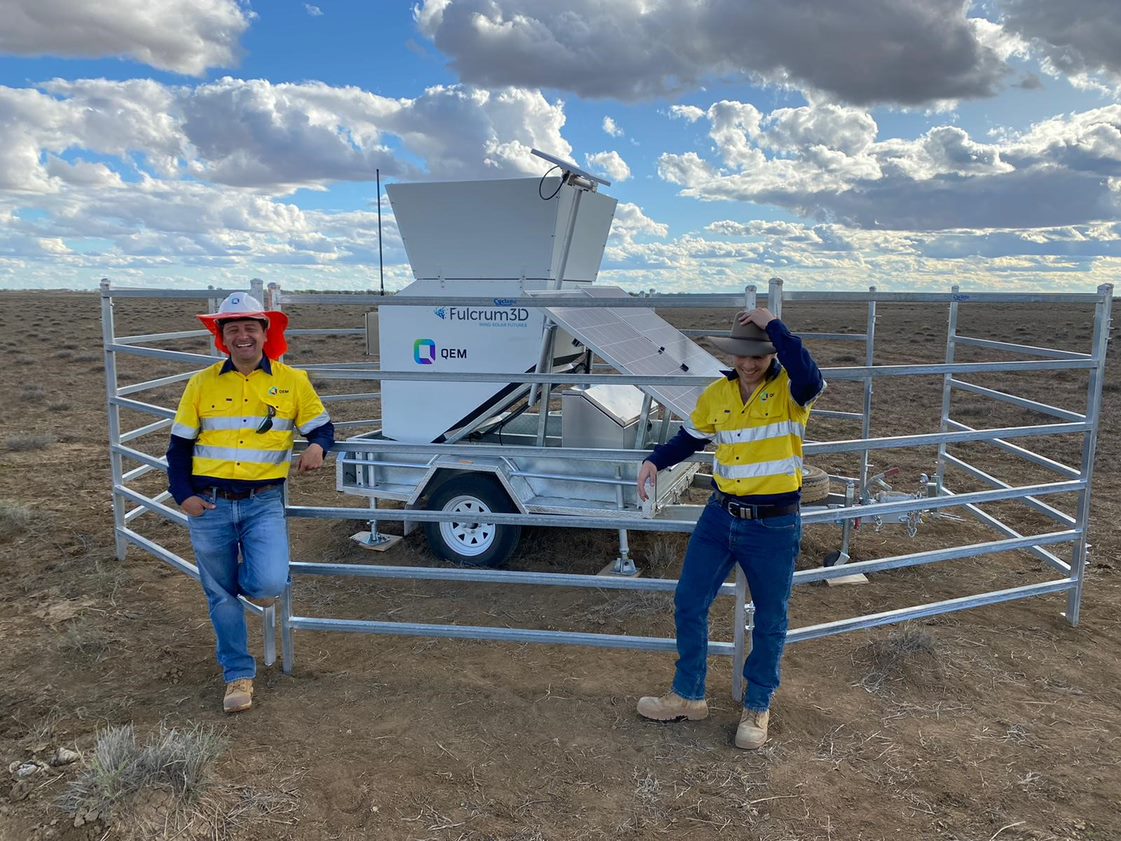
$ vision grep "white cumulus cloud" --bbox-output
[0,76,575,286]
[658,101,1121,231]
[585,150,630,183]
[0,0,250,76]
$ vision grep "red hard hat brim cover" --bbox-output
[197,309,290,358]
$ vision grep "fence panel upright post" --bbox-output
[206,285,220,356]
[270,281,297,665]
[281,581,295,674]
[935,285,961,494]
[100,279,128,560]
[860,287,877,493]
[1065,283,1113,625]
[768,276,783,319]
[732,284,759,703]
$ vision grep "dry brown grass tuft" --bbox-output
[952,403,995,420]
[581,589,672,625]
[644,537,684,578]
[857,623,938,692]
[20,384,46,403]
[5,433,55,451]
[58,617,122,665]
[59,722,235,839]
[0,501,34,539]
[50,722,295,838]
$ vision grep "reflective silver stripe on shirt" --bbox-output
[299,413,331,435]
[801,379,827,408]
[682,423,711,441]
[194,446,291,465]
[714,456,803,480]
[171,423,198,439]
[200,417,294,432]
[714,420,805,446]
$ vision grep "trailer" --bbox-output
[336,151,766,570]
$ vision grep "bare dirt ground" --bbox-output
[1,289,1120,841]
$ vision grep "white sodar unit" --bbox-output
[379,169,619,443]
[351,152,727,568]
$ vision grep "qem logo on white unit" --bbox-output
[413,338,468,364]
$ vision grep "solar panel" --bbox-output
[538,286,726,421]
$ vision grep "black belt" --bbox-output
[207,484,280,501]
[714,491,799,521]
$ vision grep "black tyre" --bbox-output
[423,475,522,567]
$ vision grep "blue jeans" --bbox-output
[186,486,289,683]
[671,496,801,712]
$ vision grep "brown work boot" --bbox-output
[735,708,769,749]
[223,679,254,714]
[636,691,709,722]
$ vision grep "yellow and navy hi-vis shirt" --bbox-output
[685,368,811,497]
[171,357,330,485]
[645,319,825,504]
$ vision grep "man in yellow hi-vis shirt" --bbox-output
[636,307,824,749]
[167,293,333,713]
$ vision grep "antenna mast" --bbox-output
[377,168,384,296]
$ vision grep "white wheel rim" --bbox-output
[438,494,497,557]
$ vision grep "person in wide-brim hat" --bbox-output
[635,305,825,752]
[196,292,290,359]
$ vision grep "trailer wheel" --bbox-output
[423,476,522,567]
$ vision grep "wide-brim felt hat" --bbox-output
[197,292,289,359]
[707,312,776,356]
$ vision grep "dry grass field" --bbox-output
[1,289,1120,841]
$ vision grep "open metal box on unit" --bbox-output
[561,384,651,451]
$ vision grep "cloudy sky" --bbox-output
[2,0,1120,293]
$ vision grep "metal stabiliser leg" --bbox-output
[262,603,277,667]
[281,583,294,675]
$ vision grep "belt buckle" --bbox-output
[726,498,754,520]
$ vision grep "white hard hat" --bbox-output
[215,292,268,318]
